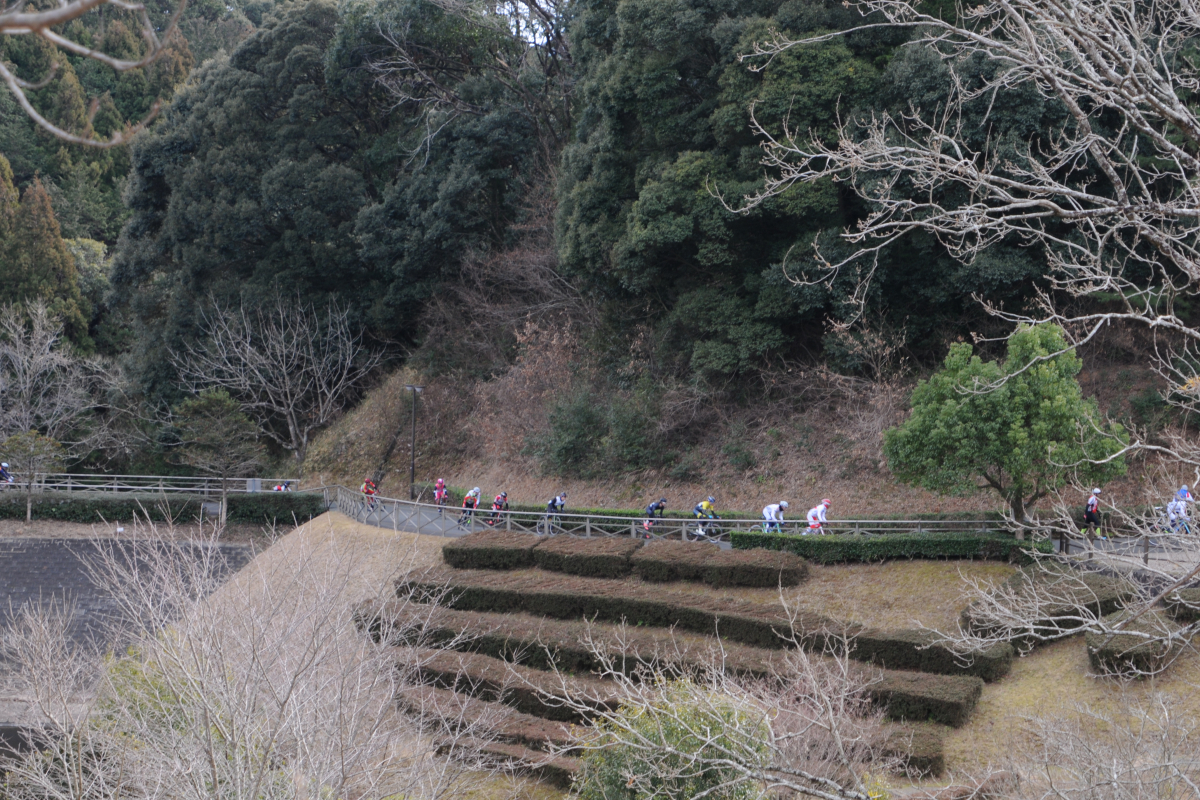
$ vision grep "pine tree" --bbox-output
[0,155,17,242]
[0,179,92,352]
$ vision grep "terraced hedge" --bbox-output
[397,570,1013,681]
[1085,610,1183,676]
[442,531,809,587]
[960,565,1136,645]
[733,531,1051,564]
[0,492,325,525]
[1165,589,1200,623]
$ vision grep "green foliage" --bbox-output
[883,325,1128,519]
[0,491,325,524]
[573,679,770,800]
[871,671,982,727]
[171,388,265,483]
[442,530,541,570]
[530,389,663,478]
[731,530,1052,565]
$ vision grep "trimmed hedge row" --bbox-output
[1085,610,1182,676]
[442,531,809,588]
[732,530,1052,564]
[1165,589,1200,623]
[884,726,946,777]
[961,566,1136,644]
[631,540,808,587]
[533,536,643,578]
[361,601,981,733]
[396,569,1013,681]
[0,492,326,525]
[396,684,576,753]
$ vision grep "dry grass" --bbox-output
[942,637,1200,776]
[657,560,1017,632]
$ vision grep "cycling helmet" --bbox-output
[1,463,8,469]
[436,478,445,487]
[707,496,715,503]
[472,487,480,495]
[500,492,507,499]
[1092,488,1102,495]
[780,501,789,509]
[822,498,831,506]
[659,497,667,504]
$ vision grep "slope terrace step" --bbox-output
[439,737,580,789]
[365,603,983,728]
[395,568,1013,681]
[396,683,577,752]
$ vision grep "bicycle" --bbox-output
[541,514,561,535]
[687,520,726,543]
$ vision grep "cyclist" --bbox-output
[458,487,481,526]
[1179,485,1194,503]
[272,480,291,492]
[1084,488,1104,541]
[643,497,667,536]
[762,500,789,534]
[360,479,378,511]
[693,496,719,537]
[806,499,831,534]
[1168,493,1191,534]
[545,492,567,533]
[434,478,449,513]
[0,462,12,484]
[488,491,509,526]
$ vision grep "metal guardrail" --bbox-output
[327,485,1000,541]
[9,473,301,497]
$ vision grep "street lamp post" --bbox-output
[404,385,424,500]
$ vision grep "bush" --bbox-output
[573,679,770,800]
[732,531,1051,565]
[532,536,642,578]
[0,492,325,525]
[960,565,1136,643]
[631,540,718,582]
[702,548,808,588]
[1085,610,1182,676]
[853,629,1013,683]
[442,530,541,570]
[884,726,946,777]
[869,671,982,727]
[1164,588,1200,623]
[528,390,664,479]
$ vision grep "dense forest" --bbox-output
[0,0,1138,477]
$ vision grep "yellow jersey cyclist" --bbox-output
[693,496,719,535]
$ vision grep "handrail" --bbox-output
[6,473,302,496]
[327,485,1002,540]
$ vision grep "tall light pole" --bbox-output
[404,384,424,500]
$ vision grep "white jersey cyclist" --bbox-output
[762,501,789,523]
[807,499,831,533]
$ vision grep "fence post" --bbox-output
[586,517,591,537]
[506,512,511,531]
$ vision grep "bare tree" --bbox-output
[1,0,187,146]
[0,300,102,444]
[0,523,504,799]
[173,297,382,463]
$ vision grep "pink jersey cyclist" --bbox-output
[806,499,831,533]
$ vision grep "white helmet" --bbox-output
[1,463,7,469]
[471,487,480,496]
[779,501,789,509]
[1092,488,1101,495]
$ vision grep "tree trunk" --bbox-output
[219,479,228,529]
[25,483,31,523]
[1009,494,1028,540]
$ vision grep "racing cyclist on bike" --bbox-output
[360,479,378,510]
[434,478,449,513]
[806,499,831,534]
[488,491,509,526]
[693,496,720,538]
[643,497,667,536]
[762,501,789,533]
[458,487,481,526]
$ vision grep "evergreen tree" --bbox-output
[0,155,17,242]
[0,180,92,352]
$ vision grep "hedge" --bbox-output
[533,536,642,578]
[1085,610,1183,676]
[732,531,1052,565]
[0,492,325,525]
[442,530,541,570]
[631,540,808,587]
[396,684,576,753]
[961,565,1136,643]
[363,600,982,733]
[1165,588,1200,623]
[884,725,946,777]
[396,569,1011,680]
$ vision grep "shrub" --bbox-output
[0,492,324,525]
[869,671,982,728]
[442,530,541,570]
[702,548,808,588]
[732,531,1051,565]
[631,540,718,582]
[533,536,643,578]
[573,679,770,800]
[884,726,946,777]
[852,629,1013,683]
[1164,588,1200,623]
[1085,610,1182,676]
